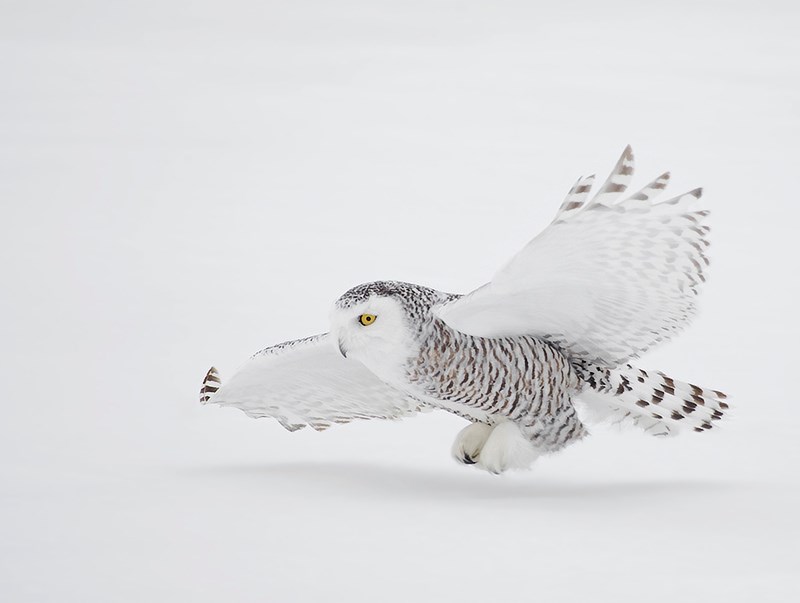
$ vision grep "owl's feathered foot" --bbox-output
[477,421,540,474]
[452,420,540,474]
[451,422,494,465]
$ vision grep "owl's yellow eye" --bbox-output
[358,313,377,326]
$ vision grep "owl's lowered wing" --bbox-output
[200,333,424,431]
[435,146,710,366]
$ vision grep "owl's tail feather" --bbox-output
[573,362,729,437]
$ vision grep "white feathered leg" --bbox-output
[451,422,494,465]
[476,420,539,474]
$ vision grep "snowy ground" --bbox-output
[2,1,799,601]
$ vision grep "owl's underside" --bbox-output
[200,146,728,474]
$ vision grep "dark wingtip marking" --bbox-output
[691,394,706,405]
[670,411,685,421]
[200,367,221,403]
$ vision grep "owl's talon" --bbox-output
[451,422,494,467]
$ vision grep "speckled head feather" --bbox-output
[335,280,458,320]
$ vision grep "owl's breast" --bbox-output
[403,321,576,421]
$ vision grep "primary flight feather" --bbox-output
[200,147,728,473]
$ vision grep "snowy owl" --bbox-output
[200,147,728,473]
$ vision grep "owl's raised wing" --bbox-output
[200,333,424,431]
[435,146,710,366]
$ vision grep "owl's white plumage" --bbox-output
[201,147,728,474]
[202,334,422,432]
[459,420,540,474]
[435,147,706,365]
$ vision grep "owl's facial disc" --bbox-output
[330,294,416,384]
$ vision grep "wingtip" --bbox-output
[655,171,671,189]
[588,147,635,205]
[617,145,634,168]
[200,366,221,404]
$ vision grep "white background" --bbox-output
[2,1,798,601]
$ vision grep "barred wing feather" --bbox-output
[200,334,424,431]
[435,146,710,366]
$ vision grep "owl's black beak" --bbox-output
[337,338,348,358]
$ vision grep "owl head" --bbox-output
[330,280,449,385]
